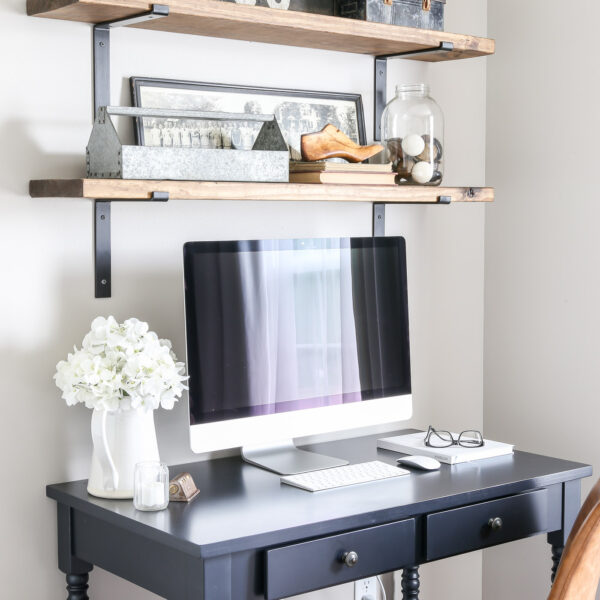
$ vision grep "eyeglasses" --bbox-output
[424,426,484,449]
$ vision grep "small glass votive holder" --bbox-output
[134,462,169,511]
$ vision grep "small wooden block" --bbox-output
[169,472,200,502]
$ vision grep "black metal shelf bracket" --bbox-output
[373,41,454,141]
[371,193,452,237]
[94,192,170,298]
[95,200,112,298]
[149,191,170,202]
[373,203,386,237]
[93,4,170,118]
[91,6,170,298]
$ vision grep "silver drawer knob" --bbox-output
[488,517,503,531]
[341,551,359,567]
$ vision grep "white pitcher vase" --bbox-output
[87,408,160,499]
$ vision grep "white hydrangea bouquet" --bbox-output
[55,316,188,412]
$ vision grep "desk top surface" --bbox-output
[47,430,592,558]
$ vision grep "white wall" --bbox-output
[0,0,487,598]
[484,1,600,598]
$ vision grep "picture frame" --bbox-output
[130,77,366,160]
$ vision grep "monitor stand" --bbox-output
[241,440,349,475]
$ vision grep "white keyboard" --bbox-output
[280,461,410,492]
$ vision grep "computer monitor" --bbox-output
[183,237,412,474]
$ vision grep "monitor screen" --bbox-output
[184,237,411,426]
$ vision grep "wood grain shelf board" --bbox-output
[27,0,494,59]
[29,179,494,203]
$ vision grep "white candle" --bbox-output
[141,481,165,507]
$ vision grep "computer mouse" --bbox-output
[397,455,441,471]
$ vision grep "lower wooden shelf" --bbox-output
[29,179,494,203]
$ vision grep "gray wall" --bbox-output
[0,0,486,598]
[484,1,600,597]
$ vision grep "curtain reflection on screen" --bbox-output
[239,241,360,410]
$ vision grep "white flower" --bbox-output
[54,316,188,412]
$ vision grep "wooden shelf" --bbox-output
[27,0,494,60]
[29,179,494,203]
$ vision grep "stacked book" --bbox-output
[289,161,396,185]
[377,431,514,465]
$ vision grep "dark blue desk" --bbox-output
[46,430,592,600]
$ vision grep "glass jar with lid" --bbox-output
[381,83,444,186]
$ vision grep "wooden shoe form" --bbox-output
[301,124,384,163]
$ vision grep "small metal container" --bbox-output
[335,0,445,30]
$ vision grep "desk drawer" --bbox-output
[265,519,416,599]
[426,488,549,561]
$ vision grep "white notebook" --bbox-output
[377,431,514,465]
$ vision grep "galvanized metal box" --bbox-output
[335,0,445,30]
[87,107,289,183]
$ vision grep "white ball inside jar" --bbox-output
[401,134,425,157]
[411,161,434,184]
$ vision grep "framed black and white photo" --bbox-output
[130,77,365,160]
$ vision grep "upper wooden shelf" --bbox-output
[29,179,493,203]
[27,0,495,60]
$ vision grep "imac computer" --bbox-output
[183,237,412,474]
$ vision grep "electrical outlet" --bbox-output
[354,576,378,600]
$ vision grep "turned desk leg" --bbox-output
[547,480,581,584]
[401,566,420,600]
[66,573,89,600]
[550,545,564,583]
[57,505,93,600]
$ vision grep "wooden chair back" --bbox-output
[549,478,600,600]
[567,478,600,551]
